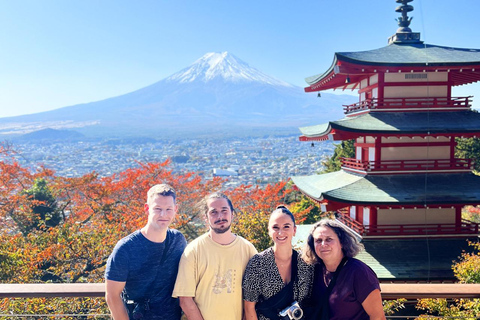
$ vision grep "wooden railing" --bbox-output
[364,220,479,236]
[337,213,479,237]
[336,212,365,234]
[343,96,472,114]
[1,282,480,300]
[1,283,480,319]
[341,157,474,172]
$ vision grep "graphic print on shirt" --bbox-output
[212,268,235,294]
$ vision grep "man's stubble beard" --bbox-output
[209,220,232,234]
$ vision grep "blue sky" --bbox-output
[1,0,480,118]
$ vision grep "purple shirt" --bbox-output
[312,258,380,320]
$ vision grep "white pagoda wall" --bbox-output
[381,146,450,160]
[384,85,448,98]
[384,72,448,82]
[383,72,448,98]
[377,207,455,225]
[379,136,450,161]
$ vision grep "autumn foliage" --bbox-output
[0,143,311,315]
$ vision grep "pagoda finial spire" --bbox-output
[395,0,413,32]
[388,0,422,45]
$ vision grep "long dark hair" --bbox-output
[302,219,364,265]
[271,205,296,226]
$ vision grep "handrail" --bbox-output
[1,283,480,300]
[0,283,104,298]
[364,221,479,236]
[337,211,479,237]
[343,96,472,114]
[336,212,365,234]
[341,157,474,172]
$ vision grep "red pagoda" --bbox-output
[292,0,480,282]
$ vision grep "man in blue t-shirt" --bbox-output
[105,184,187,320]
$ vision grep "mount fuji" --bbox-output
[0,52,351,138]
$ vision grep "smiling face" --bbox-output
[313,226,344,264]
[145,194,177,231]
[206,197,233,234]
[268,210,296,247]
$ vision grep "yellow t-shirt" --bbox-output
[173,233,257,320]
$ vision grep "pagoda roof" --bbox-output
[291,170,480,206]
[357,238,475,281]
[306,43,480,91]
[300,111,480,141]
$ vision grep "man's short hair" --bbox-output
[147,184,176,203]
[199,192,234,215]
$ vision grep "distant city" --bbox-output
[7,135,334,188]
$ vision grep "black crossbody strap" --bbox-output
[148,231,171,301]
[159,231,171,265]
[291,249,299,284]
[319,257,348,320]
[124,231,172,306]
[255,249,299,320]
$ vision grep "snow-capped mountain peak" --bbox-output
[166,52,292,87]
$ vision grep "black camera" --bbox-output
[279,301,303,320]
[132,300,150,320]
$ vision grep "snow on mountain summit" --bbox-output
[166,52,292,87]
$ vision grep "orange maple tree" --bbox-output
[0,142,312,315]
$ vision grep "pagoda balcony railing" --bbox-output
[338,213,479,237]
[341,157,474,172]
[364,219,479,237]
[343,96,472,114]
[336,211,365,234]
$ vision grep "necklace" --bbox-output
[274,249,292,267]
[323,267,334,287]
[275,256,291,267]
[323,259,348,287]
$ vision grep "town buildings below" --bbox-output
[8,136,334,188]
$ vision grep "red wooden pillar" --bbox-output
[455,206,462,233]
[370,206,378,229]
[357,206,364,225]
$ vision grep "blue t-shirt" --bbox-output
[105,229,187,319]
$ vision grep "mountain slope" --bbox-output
[0,52,352,138]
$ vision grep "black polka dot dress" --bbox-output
[242,247,314,320]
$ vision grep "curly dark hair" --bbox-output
[302,219,364,265]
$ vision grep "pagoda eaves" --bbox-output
[299,111,480,141]
[305,43,480,92]
[292,171,480,206]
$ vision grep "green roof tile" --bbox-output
[292,171,480,205]
[300,111,480,137]
[339,43,480,66]
[357,238,477,281]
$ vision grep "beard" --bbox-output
[210,219,231,234]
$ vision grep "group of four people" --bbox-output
[105,184,386,320]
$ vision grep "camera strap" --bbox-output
[123,231,172,316]
[255,249,298,320]
[318,257,348,320]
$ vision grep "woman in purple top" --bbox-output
[302,219,386,320]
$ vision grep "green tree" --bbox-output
[456,136,480,172]
[453,241,480,284]
[415,241,480,319]
[13,178,62,235]
[321,140,355,173]
[289,196,325,224]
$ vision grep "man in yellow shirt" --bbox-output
[173,192,257,320]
